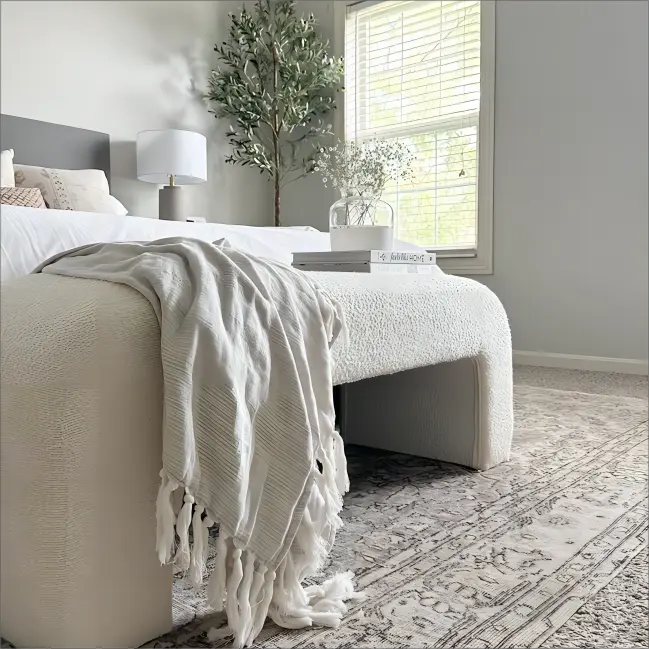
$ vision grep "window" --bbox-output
[341,0,494,273]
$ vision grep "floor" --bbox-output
[513,365,647,399]
[148,366,648,648]
[515,366,648,648]
[2,366,645,649]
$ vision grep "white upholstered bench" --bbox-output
[0,269,512,648]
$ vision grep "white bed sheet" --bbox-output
[1,206,421,281]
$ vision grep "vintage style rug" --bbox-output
[1,379,644,648]
[145,383,648,648]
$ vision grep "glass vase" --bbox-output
[329,193,395,251]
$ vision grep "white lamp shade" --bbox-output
[136,129,207,185]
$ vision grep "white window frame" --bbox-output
[333,0,495,275]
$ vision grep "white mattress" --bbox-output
[0,205,421,281]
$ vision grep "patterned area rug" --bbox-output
[146,384,648,648]
[541,548,648,648]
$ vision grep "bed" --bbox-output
[0,116,513,648]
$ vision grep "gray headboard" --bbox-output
[0,114,111,185]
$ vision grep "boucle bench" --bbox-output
[0,269,512,648]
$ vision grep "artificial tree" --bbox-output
[207,0,343,226]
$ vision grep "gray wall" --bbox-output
[290,0,648,362]
[482,0,647,362]
[1,1,271,224]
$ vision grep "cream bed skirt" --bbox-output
[1,271,512,647]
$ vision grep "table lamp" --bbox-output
[136,129,207,221]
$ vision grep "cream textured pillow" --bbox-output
[1,186,47,208]
[1,149,15,187]
[13,164,127,215]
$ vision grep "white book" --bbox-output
[292,250,437,265]
[292,262,438,274]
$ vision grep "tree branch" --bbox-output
[207,0,343,225]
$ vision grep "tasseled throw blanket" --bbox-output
[35,237,361,647]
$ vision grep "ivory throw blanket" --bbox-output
[35,238,360,647]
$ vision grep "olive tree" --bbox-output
[207,0,343,226]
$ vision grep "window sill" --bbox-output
[437,255,493,276]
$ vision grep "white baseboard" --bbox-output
[513,351,648,376]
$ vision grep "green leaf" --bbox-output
[206,0,343,220]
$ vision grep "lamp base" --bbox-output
[159,186,185,221]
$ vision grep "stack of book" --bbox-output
[292,250,437,274]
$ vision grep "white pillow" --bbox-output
[68,185,129,216]
[13,164,127,215]
[1,149,15,187]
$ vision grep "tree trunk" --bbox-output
[274,168,281,227]
[271,41,281,227]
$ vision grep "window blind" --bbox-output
[345,0,482,251]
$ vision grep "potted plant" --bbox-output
[314,139,414,251]
[206,0,343,227]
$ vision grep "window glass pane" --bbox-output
[346,0,481,249]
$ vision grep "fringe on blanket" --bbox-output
[155,428,363,648]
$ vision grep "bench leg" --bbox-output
[338,356,512,471]
[1,384,173,648]
[1,279,173,648]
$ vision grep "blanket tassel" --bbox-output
[225,548,244,638]
[155,469,178,565]
[205,488,363,646]
[246,568,275,647]
[234,551,256,647]
[207,532,228,611]
[173,490,194,571]
[188,506,207,587]
[203,515,214,566]
[332,428,350,493]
